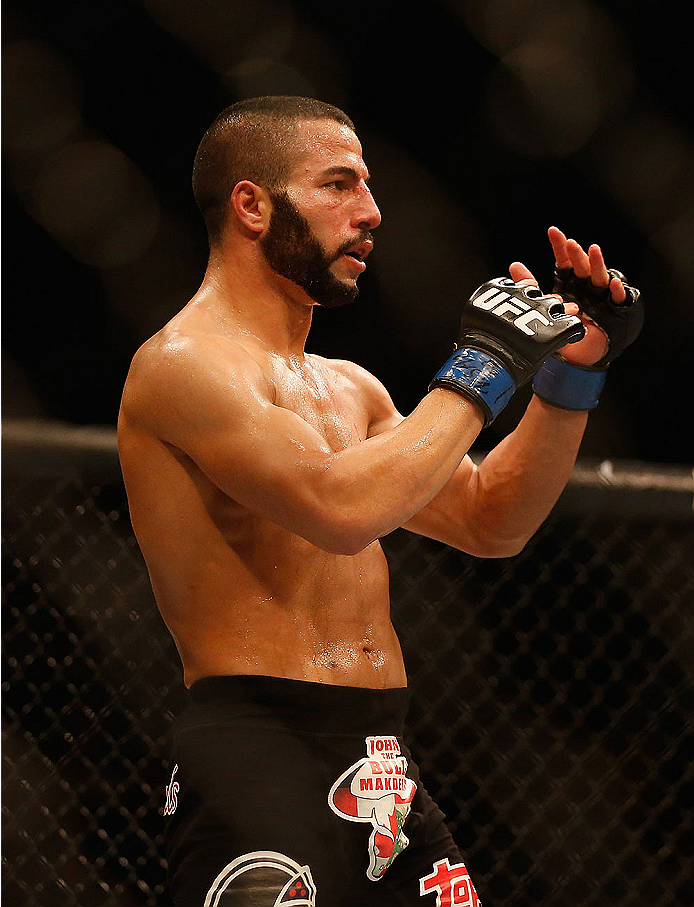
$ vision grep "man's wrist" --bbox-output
[532,356,606,411]
[429,348,516,427]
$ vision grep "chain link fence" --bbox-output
[3,421,693,907]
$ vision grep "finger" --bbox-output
[509,261,538,285]
[548,226,572,269]
[610,275,627,304]
[567,238,591,278]
[588,244,610,288]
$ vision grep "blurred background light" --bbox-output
[141,0,298,76]
[3,39,83,155]
[593,112,694,290]
[29,138,161,268]
[4,37,161,272]
[225,57,317,99]
[459,0,634,157]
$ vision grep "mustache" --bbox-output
[331,231,374,263]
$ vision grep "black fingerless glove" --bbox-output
[552,266,644,369]
[532,266,644,411]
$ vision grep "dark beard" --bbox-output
[260,190,364,309]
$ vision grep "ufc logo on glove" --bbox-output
[471,283,557,336]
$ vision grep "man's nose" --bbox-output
[353,186,381,231]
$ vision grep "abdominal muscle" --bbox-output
[145,515,408,691]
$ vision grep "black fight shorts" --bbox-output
[163,675,481,906]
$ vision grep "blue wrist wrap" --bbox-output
[532,357,606,410]
[429,348,516,427]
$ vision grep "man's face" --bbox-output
[260,120,381,308]
[260,190,371,308]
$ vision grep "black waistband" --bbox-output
[185,674,410,737]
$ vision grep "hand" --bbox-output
[508,256,596,358]
[510,227,626,367]
[548,226,628,366]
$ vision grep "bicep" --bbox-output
[134,343,339,541]
[184,398,333,517]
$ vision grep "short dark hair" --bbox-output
[192,96,355,245]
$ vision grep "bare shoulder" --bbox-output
[120,324,272,440]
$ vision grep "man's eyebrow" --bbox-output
[320,165,371,183]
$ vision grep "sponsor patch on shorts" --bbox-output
[203,851,317,906]
[163,763,179,816]
[420,857,482,906]
[328,735,417,882]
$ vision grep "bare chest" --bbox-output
[271,359,369,452]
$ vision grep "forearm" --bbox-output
[404,233,640,557]
[316,389,483,553]
[472,394,588,549]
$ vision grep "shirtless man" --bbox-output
[118,97,642,906]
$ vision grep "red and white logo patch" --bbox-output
[420,858,482,906]
[328,735,417,881]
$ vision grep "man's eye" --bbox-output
[325,181,347,190]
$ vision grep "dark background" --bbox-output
[3,0,693,463]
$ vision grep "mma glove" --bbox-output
[532,266,644,411]
[430,277,585,427]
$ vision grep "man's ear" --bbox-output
[229,180,271,235]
